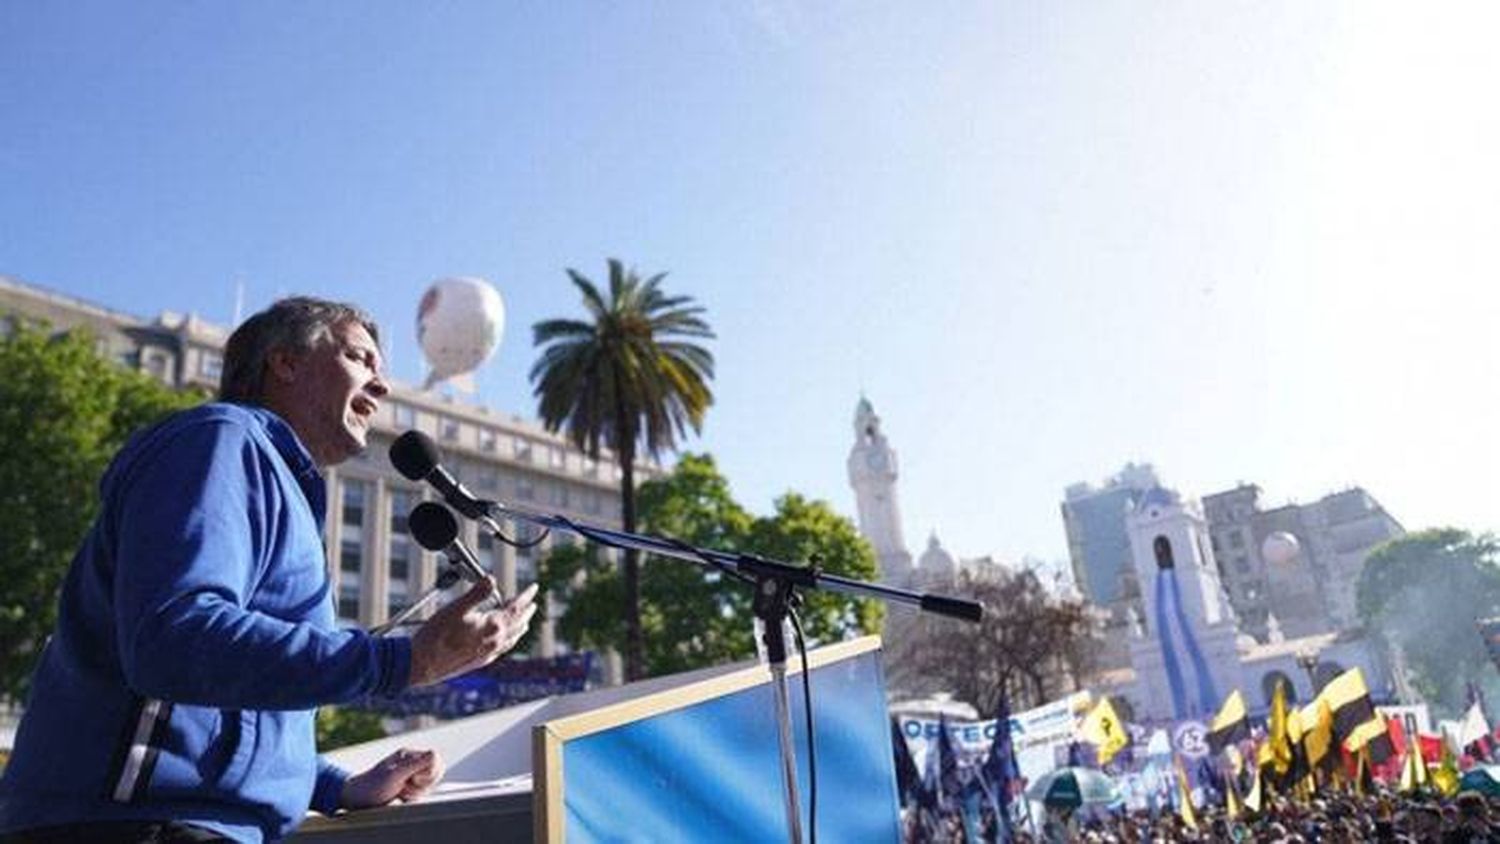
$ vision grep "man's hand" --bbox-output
[342,747,444,809]
[408,579,538,688]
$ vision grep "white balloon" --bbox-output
[1261,531,1301,566]
[417,277,505,390]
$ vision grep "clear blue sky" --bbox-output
[3,2,1496,568]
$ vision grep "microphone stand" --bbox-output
[469,496,982,844]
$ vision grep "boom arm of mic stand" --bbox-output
[472,499,983,623]
[472,497,980,844]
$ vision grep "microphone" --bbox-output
[407,501,497,602]
[390,431,489,520]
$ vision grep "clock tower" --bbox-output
[847,396,912,582]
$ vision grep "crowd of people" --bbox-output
[906,784,1500,842]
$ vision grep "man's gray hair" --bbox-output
[219,296,381,404]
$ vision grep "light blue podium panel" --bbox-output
[533,636,900,843]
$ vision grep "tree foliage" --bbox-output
[885,566,1096,714]
[0,325,202,699]
[530,260,715,681]
[539,454,883,678]
[1355,528,1500,716]
[316,706,387,751]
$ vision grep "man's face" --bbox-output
[271,320,387,467]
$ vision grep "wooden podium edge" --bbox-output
[529,634,883,843]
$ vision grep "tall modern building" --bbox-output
[0,275,641,664]
[1203,483,1404,640]
[1060,463,1161,623]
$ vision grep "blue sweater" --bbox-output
[0,403,412,842]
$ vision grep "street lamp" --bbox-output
[1296,649,1321,697]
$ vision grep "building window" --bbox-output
[1229,531,1245,549]
[550,446,567,470]
[1153,536,1174,570]
[390,489,415,536]
[388,489,415,583]
[584,491,601,515]
[338,585,360,623]
[516,477,535,501]
[387,585,410,621]
[514,439,534,463]
[475,466,499,491]
[583,457,600,479]
[389,535,412,582]
[340,539,362,574]
[1235,555,1251,573]
[342,479,367,528]
[553,484,570,508]
[479,428,498,452]
[440,417,461,442]
[393,403,415,428]
[198,351,223,379]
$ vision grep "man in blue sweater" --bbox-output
[0,297,538,842]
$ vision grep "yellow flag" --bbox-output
[1176,757,1198,830]
[1079,696,1128,764]
[1302,699,1335,772]
[1322,667,1386,754]
[1256,737,1274,769]
[1245,768,1264,813]
[1208,689,1250,752]
[1428,737,1464,797]
[1433,739,1460,797]
[1399,729,1429,793]
[1269,679,1293,774]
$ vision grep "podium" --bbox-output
[293,636,900,843]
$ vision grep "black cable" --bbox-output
[789,604,816,844]
[657,534,757,588]
[488,522,550,549]
[551,514,757,589]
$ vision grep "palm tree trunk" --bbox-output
[619,439,643,682]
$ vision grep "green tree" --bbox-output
[316,706,387,751]
[0,325,202,699]
[539,454,882,678]
[530,260,715,681]
[1355,528,1500,716]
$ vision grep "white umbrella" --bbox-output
[1025,766,1120,809]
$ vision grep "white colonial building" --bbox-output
[1105,484,1392,721]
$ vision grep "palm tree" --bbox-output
[530,259,715,680]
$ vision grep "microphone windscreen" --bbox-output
[408,501,459,551]
[390,430,440,481]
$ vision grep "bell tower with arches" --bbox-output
[1124,486,1240,720]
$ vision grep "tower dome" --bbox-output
[918,533,957,581]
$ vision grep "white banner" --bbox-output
[896,691,1092,783]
